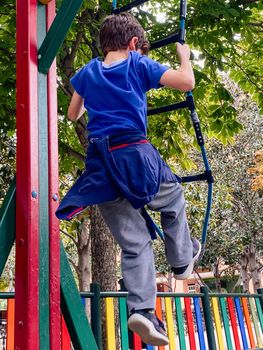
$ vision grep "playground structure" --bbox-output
[0,0,263,349]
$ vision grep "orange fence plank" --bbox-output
[156,297,165,350]
[6,299,15,350]
[241,298,256,349]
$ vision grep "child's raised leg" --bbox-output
[98,198,157,312]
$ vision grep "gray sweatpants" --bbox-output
[98,182,192,312]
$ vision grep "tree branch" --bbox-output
[68,257,80,278]
[60,228,78,248]
[59,141,86,162]
[57,79,72,98]
[75,116,89,152]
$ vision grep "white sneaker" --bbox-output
[128,310,169,346]
[172,238,201,280]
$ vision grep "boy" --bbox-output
[56,12,201,346]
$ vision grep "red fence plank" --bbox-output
[61,315,71,350]
[184,297,197,350]
[227,297,241,350]
[133,332,142,350]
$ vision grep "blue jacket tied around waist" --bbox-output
[56,130,180,222]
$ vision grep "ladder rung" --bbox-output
[182,171,214,184]
[147,100,189,116]
[112,0,149,14]
[150,33,179,50]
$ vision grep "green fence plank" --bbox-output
[60,241,98,350]
[219,297,233,350]
[255,298,263,333]
[0,179,16,276]
[119,297,129,350]
[38,0,84,74]
[175,297,186,350]
[90,283,103,350]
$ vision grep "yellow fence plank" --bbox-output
[105,297,116,350]
[211,297,225,350]
[165,297,176,350]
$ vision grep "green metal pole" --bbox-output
[200,286,216,350]
[90,283,103,350]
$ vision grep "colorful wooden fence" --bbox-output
[0,288,263,349]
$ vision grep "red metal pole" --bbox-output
[15,0,40,348]
[47,1,61,348]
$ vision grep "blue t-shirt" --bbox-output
[70,51,169,139]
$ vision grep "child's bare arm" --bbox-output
[68,91,86,121]
[159,43,195,92]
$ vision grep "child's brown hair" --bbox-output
[99,12,149,56]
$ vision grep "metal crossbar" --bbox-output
[112,0,149,13]
[147,100,189,115]
[150,33,179,50]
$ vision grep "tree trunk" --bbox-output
[90,205,118,349]
[90,206,117,289]
[77,216,91,316]
[241,247,250,293]
[213,260,222,293]
[77,217,91,291]
[248,243,262,292]
[215,276,222,293]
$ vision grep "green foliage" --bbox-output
[0,278,8,291]
[0,0,262,172]
[0,0,16,134]
[0,131,16,204]
[153,81,262,279]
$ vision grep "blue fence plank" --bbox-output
[234,297,249,350]
[194,297,206,350]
